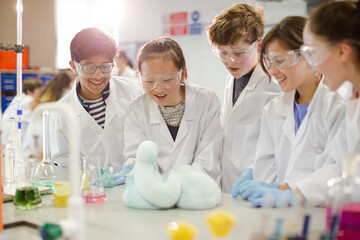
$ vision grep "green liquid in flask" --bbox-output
[13,187,42,210]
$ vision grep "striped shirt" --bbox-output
[81,97,106,128]
[76,82,110,129]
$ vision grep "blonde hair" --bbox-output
[206,3,265,46]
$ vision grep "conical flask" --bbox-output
[31,110,54,192]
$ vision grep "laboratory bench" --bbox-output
[2,186,326,240]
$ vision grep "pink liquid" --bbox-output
[82,192,106,203]
[327,202,360,240]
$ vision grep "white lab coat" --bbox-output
[296,84,360,206]
[123,83,224,184]
[2,94,34,147]
[221,65,281,192]
[50,76,142,172]
[253,82,345,192]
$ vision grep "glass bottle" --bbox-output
[31,111,55,192]
[81,155,106,203]
[13,158,42,210]
[326,155,360,240]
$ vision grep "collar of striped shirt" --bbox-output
[76,82,110,112]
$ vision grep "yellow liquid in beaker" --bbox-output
[53,181,70,207]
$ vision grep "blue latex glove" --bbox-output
[113,166,133,186]
[229,168,253,195]
[249,187,295,208]
[232,179,278,199]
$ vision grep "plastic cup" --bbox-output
[53,181,70,207]
[101,167,114,188]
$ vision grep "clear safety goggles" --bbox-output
[264,49,302,71]
[139,70,182,90]
[300,39,360,67]
[74,61,115,77]
[212,41,258,63]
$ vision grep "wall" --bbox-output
[0,0,56,70]
[0,0,306,99]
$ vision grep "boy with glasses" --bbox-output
[51,28,141,182]
[206,3,281,193]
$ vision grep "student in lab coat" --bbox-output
[50,28,142,172]
[2,78,43,147]
[230,16,345,207]
[206,3,281,192]
[295,0,360,206]
[122,37,223,184]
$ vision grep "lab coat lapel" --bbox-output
[71,78,100,130]
[174,85,195,148]
[282,91,296,144]
[148,97,174,146]
[103,79,118,129]
[232,65,262,111]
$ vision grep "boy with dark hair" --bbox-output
[51,28,141,181]
[207,4,281,192]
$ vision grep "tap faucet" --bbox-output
[31,102,85,240]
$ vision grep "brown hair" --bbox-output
[70,27,118,62]
[137,37,187,78]
[30,70,75,111]
[308,1,360,63]
[260,16,306,79]
[206,3,265,46]
[23,78,43,94]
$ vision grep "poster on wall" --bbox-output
[163,10,203,36]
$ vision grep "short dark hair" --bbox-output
[260,16,306,79]
[70,27,118,62]
[23,78,43,94]
[137,37,187,78]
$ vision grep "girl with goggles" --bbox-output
[122,37,223,184]
[231,16,345,208]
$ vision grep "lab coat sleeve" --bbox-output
[50,113,70,167]
[295,121,345,207]
[191,92,223,185]
[253,104,277,184]
[123,102,148,167]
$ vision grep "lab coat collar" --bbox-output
[230,64,264,110]
[70,77,118,130]
[149,84,196,145]
[281,90,296,144]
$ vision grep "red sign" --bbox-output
[170,25,188,36]
[170,12,187,25]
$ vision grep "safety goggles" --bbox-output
[264,49,302,71]
[212,41,258,63]
[139,70,182,90]
[74,61,115,77]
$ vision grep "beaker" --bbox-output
[326,155,360,240]
[31,111,55,192]
[101,166,114,188]
[13,158,42,210]
[81,155,106,203]
[53,166,70,207]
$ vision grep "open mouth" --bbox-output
[154,94,167,100]
[276,77,286,85]
[89,79,104,87]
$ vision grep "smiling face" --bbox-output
[302,23,345,91]
[70,54,112,100]
[141,57,185,107]
[266,40,310,93]
[216,39,259,78]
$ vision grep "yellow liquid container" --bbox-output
[167,221,197,240]
[206,210,236,238]
[53,181,70,207]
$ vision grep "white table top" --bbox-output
[2,185,326,240]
